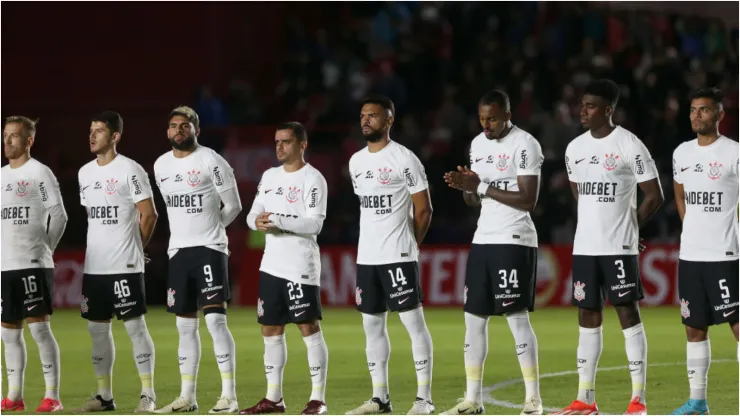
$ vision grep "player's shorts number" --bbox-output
[615,259,626,279]
[22,276,37,295]
[498,269,519,289]
[287,282,304,300]
[204,265,213,283]
[113,280,130,298]
[388,267,408,288]
[719,279,730,299]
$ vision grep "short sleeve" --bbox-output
[349,157,360,195]
[672,147,683,184]
[304,170,328,218]
[629,137,658,183]
[78,170,87,207]
[210,152,237,193]
[38,166,63,208]
[404,152,429,194]
[516,137,544,176]
[129,162,154,204]
[565,143,577,182]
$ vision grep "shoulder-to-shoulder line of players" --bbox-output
[1,80,737,415]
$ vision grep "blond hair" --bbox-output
[168,106,200,130]
[5,116,38,138]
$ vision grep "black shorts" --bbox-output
[678,259,739,328]
[81,273,147,321]
[167,246,231,314]
[571,255,643,309]
[355,261,423,314]
[257,272,322,325]
[1,268,54,323]
[464,244,537,316]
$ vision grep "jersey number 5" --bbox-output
[388,268,408,288]
[719,279,730,299]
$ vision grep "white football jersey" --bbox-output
[469,126,544,247]
[565,126,659,255]
[79,155,153,274]
[1,159,64,271]
[153,145,238,254]
[350,140,429,265]
[673,136,739,262]
[250,164,327,285]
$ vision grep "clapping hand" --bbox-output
[444,165,480,193]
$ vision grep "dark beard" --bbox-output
[364,130,384,143]
[169,135,196,151]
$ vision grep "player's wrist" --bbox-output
[477,182,489,196]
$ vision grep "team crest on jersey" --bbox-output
[680,298,690,318]
[167,288,176,307]
[80,296,89,313]
[602,153,620,171]
[573,281,586,301]
[707,161,723,180]
[377,167,393,185]
[257,298,265,317]
[15,181,30,197]
[463,286,468,305]
[187,170,201,187]
[105,178,118,195]
[496,154,510,171]
[286,186,301,203]
[355,287,363,306]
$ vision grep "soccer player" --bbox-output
[153,106,242,414]
[345,96,435,416]
[552,79,664,415]
[670,87,739,415]
[241,122,330,415]
[1,116,66,412]
[75,111,159,413]
[441,90,544,415]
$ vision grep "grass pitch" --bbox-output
[6,306,738,414]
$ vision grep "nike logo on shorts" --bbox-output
[27,305,38,311]
[207,293,218,300]
[575,158,586,164]
[502,301,515,307]
[681,166,690,172]
[399,297,410,304]
[160,177,169,182]
[723,310,736,318]
[120,309,132,315]
[618,291,631,297]
[294,311,306,317]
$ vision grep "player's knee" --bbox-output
[261,324,286,337]
[28,321,52,341]
[362,312,387,336]
[297,320,321,337]
[202,306,226,316]
[26,315,50,324]
[577,307,603,328]
[123,315,147,338]
[685,325,709,342]
[0,325,23,344]
[1,321,23,329]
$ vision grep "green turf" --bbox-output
[7,307,738,414]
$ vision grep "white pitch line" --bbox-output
[483,358,737,413]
